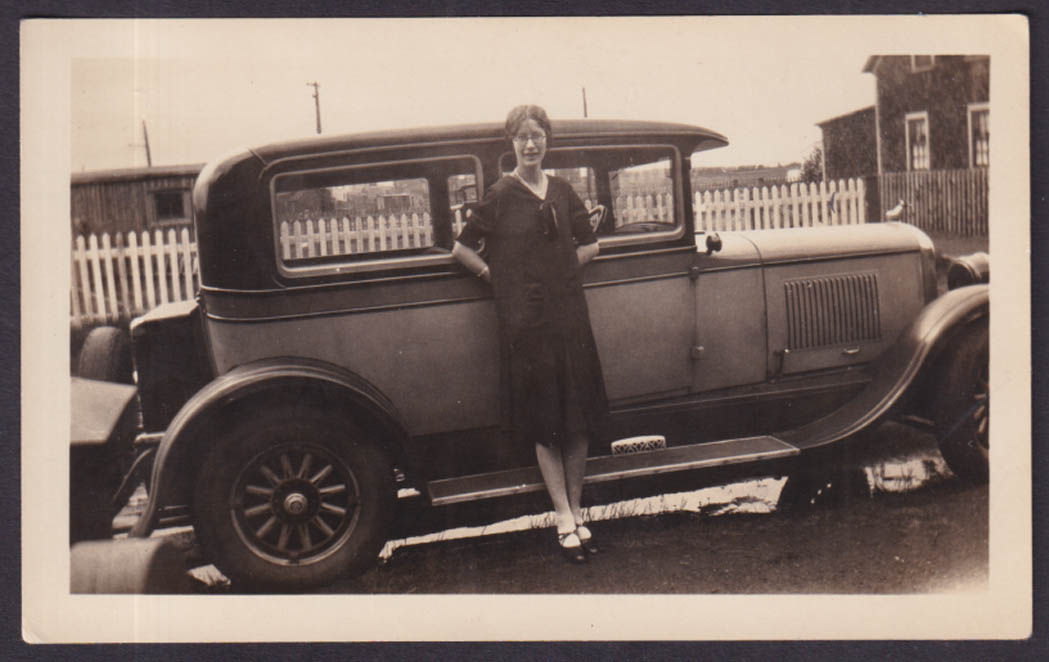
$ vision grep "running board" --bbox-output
[426,435,799,506]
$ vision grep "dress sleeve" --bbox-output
[455,187,498,251]
[565,181,598,246]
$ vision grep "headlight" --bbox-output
[947,252,990,289]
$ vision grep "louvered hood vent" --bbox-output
[785,273,881,350]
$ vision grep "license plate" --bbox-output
[610,435,667,455]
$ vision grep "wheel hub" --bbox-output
[272,478,320,522]
[283,492,309,516]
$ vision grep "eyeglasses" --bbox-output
[512,133,547,144]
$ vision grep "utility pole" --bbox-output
[307,81,322,134]
[581,86,588,118]
[142,120,152,166]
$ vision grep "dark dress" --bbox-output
[457,174,608,448]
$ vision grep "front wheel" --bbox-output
[193,409,396,591]
[933,320,989,484]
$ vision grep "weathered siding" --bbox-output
[71,165,202,235]
[818,106,877,181]
[873,56,989,173]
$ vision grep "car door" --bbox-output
[540,146,696,405]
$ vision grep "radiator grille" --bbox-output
[785,273,881,350]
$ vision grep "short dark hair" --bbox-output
[504,105,552,143]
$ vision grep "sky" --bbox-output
[68,18,890,173]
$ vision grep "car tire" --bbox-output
[77,326,134,384]
[192,408,396,592]
[933,320,989,484]
[70,446,122,543]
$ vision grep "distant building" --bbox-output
[817,56,989,177]
[691,164,800,191]
[863,55,989,173]
[71,164,202,236]
[816,106,878,181]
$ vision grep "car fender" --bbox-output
[71,377,138,450]
[128,357,408,538]
[779,284,989,450]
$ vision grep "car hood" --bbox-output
[738,222,927,264]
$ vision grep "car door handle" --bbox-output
[842,347,861,356]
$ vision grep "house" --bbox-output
[818,56,989,179]
[71,164,203,236]
[817,106,878,181]
[862,55,989,174]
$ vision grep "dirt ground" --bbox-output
[174,422,987,595]
[318,476,987,595]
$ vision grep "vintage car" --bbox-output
[73,119,989,591]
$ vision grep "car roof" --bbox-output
[250,119,728,164]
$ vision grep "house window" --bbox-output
[968,103,989,168]
[911,55,935,73]
[905,112,930,171]
[153,190,188,223]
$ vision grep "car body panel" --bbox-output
[205,299,501,436]
[761,252,925,375]
[693,264,768,392]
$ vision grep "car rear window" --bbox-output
[270,155,481,276]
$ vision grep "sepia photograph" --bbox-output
[21,15,1030,642]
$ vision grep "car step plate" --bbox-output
[426,435,799,506]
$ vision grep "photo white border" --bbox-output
[21,15,1031,642]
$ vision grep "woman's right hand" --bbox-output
[453,241,491,282]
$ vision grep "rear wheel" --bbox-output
[193,408,396,591]
[933,320,989,483]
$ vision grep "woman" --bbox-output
[453,105,608,563]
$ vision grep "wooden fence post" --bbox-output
[180,227,195,297]
[166,229,181,302]
[88,234,106,320]
[113,232,129,317]
[126,232,142,313]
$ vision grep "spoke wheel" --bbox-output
[231,443,361,566]
[194,409,395,591]
[934,320,989,484]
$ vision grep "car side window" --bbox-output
[275,177,435,260]
[271,155,480,276]
[448,173,477,240]
[498,146,681,243]
[607,157,675,234]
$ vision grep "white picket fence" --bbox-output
[693,178,865,232]
[278,211,455,260]
[71,228,198,328]
[70,178,865,327]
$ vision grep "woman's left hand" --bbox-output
[576,241,599,267]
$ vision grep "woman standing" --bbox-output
[453,105,608,563]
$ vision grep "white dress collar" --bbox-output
[512,169,549,200]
